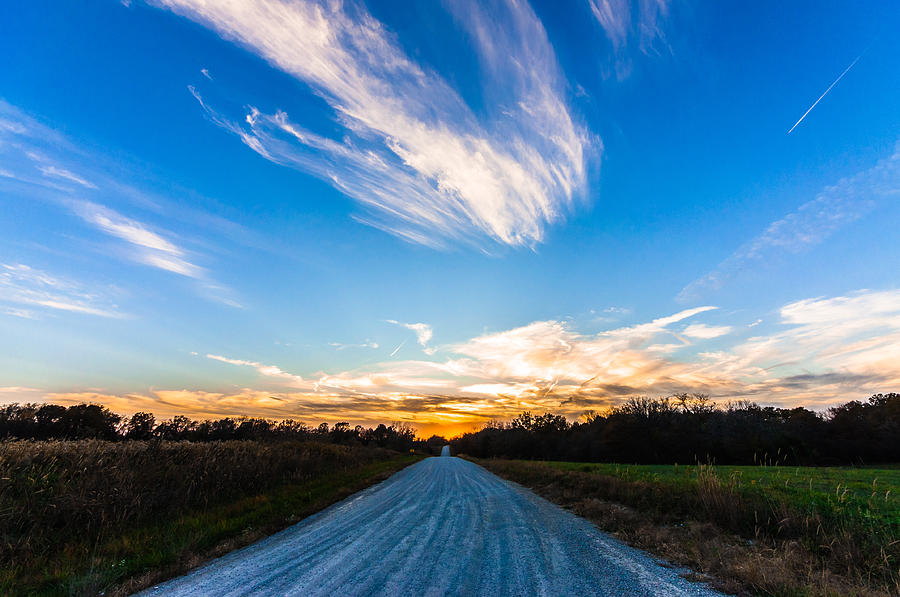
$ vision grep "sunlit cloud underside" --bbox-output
[20,288,900,437]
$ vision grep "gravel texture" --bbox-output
[136,456,723,596]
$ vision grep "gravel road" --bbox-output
[136,455,723,596]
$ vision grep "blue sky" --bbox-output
[1,0,898,435]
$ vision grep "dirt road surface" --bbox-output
[136,456,722,596]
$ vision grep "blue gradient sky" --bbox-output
[1,0,898,435]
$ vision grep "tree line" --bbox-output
[0,403,419,452]
[5,393,897,464]
[451,393,900,465]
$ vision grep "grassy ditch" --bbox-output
[0,440,422,596]
[471,458,900,596]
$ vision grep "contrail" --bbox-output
[788,49,867,134]
[389,339,406,357]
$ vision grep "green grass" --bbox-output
[474,458,900,596]
[546,462,900,531]
[3,451,422,597]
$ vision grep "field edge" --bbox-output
[467,457,898,597]
[7,452,423,597]
[112,453,424,597]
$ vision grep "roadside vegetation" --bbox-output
[453,393,900,466]
[0,402,421,448]
[475,458,899,596]
[457,392,900,596]
[0,406,427,597]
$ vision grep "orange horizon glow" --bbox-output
[3,288,899,439]
[0,383,890,442]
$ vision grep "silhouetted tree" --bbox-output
[425,434,448,455]
[451,393,899,465]
[154,415,196,440]
[124,412,155,440]
[4,394,897,464]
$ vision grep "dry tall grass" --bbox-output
[475,458,900,596]
[0,440,399,595]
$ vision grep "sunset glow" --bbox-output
[1,1,898,438]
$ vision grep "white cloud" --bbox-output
[589,0,631,51]
[0,100,242,307]
[593,305,632,323]
[72,201,205,278]
[205,354,256,367]
[67,289,900,433]
[0,263,123,318]
[215,290,899,411]
[444,307,713,387]
[2,307,38,319]
[206,353,304,386]
[0,387,44,403]
[37,165,98,189]
[589,0,671,78]
[780,290,899,327]
[0,117,28,135]
[329,341,379,351]
[406,323,433,347]
[680,142,900,301]
[154,305,727,425]
[698,289,900,396]
[0,386,41,393]
[643,305,716,328]
[387,320,434,352]
[635,0,670,55]
[162,0,589,249]
[682,323,732,339]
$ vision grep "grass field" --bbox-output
[0,440,422,597]
[550,461,900,533]
[475,458,900,596]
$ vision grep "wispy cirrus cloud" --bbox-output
[679,142,900,301]
[329,340,379,351]
[206,353,304,386]
[2,306,39,319]
[589,0,671,79]
[72,201,204,278]
[0,100,241,307]
[682,323,732,339]
[0,263,124,318]
[37,165,98,189]
[160,0,589,249]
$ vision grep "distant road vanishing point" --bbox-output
[137,456,722,597]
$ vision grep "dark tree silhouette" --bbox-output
[124,412,155,440]
[451,393,900,465]
[2,394,897,464]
